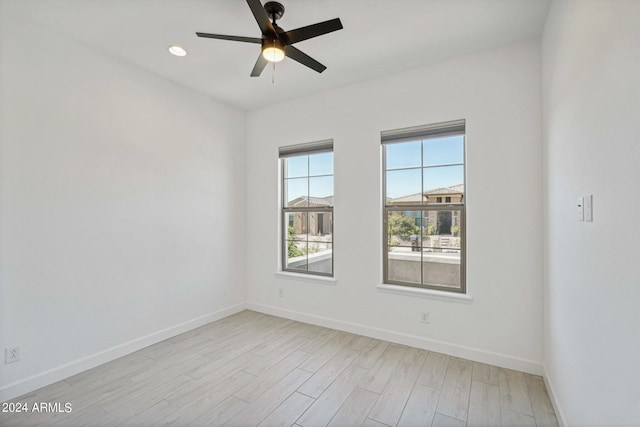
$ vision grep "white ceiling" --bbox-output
[7,0,551,111]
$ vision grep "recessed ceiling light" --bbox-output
[168,45,187,57]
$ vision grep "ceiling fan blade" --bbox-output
[284,18,343,44]
[250,53,269,77]
[196,33,262,43]
[285,46,327,73]
[246,0,276,37]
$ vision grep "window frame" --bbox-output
[381,120,466,294]
[279,141,334,278]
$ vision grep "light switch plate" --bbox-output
[577,196,584,221]
[584,194,593,222]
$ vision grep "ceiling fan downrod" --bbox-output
[264,2,285,24]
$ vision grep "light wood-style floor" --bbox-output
[2,310,558,427]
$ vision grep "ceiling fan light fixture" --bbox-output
[262,46,285,62]
[168,45,187,57]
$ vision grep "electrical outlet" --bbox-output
[5,346,20,364]
[278,289,284,298]
[420,312,430,324]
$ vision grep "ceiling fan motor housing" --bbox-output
[264,2,285,21]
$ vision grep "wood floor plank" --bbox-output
[297,344,360,398]
[359,344,407,393]
[150,401,203,426]
[198,323,275,358]
[129,354,211,383]
[348,335,374,352]
[299,332,354,373]
[326,387,379,427]
[167,370,255,408]
[38,378,135,427]
[295,322,325,339]
[501,408,536,426]
[234,350,311,402]
[156,394,247,426]
[368,361,421,426]
[165,310,260,346]
[251,320,301,356]
[498,368,534,417]
[118,399,177,426]
[362,418,389,427]
[472,361,500,386]
[354,339,389,370]
[401,347,429,367]
[179,318,268,359]
[296,363,369,427]
[142,340,185,360]
[243,335,309,376]
[417,352,450,389]
[185,346,261,380]
[47,376,136,425]
[200,316,292,362]
[436,357,472,421]
[89,374,195,426]
[188,395,249,427]
[467,380,501,427]
[396,383,439,427]
[257,392,315,427]
[63,353,153,390]
[526,374,559,427]
[61,354,137,386]
[432,413,466,427]
[224,368,312,427]
[298,328,339,354]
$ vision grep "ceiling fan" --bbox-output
[196,0,343,77]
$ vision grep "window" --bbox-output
[280,140,334,276]
[382,120,465,293]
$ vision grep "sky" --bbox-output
[285,152,334,202]
[284,135,464,203]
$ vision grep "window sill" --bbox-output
[275,271,337,285]
[377,284,473,304]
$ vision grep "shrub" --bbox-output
[287,226,306,257]
[388,215,419,237]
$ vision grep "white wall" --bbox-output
[0,9,246,400]
[246,40,544,372]
[542,1,640,425]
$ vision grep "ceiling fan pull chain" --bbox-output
[272,40,276,84]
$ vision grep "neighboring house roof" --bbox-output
[424,184,464,195]
[389,192,425,203]
[288,195,333,207]
[388,184,464,204]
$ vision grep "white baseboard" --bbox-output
[543,364,566,427]
[0,303,246,403]
[246,302,543,375]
